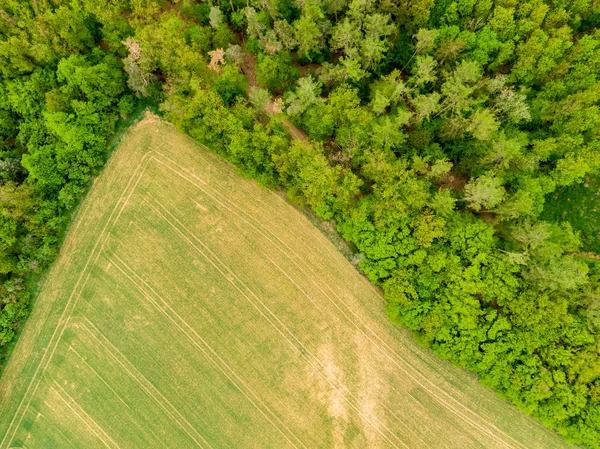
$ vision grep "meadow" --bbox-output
[0,116,572,449]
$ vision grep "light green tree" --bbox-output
[463,173,505,211]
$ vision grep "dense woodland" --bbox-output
[1,0,600,446]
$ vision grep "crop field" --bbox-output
[0,115,571,449]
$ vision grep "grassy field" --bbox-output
[0,114,572,449]
[541,174,600,254]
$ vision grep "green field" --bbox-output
[0,115,572,448]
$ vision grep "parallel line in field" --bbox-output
[51,382,121,449]
[0,152,155,449]
[68,346,130,409]
[81,318,213,449]
[115,219,307,449]
[265,256,456,448]
[269,257,517,448]
[145,196,407,449]
[42,400,80,449]
[265,256,434,448]
[152,151,524,449]
[150,158,436,448]
[0,132,534,449]
[67,329,179,448]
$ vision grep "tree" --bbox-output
[430,189,455,216]
[249,86,270,112]
[285,75,323,116]
[330,18,362,57]
[411,92,440,121]
[256,51,300,90]
[463,173,505,211]
[272,139,359,218]
[409,55,438,87]
[294,16,324,61]
[370,69,405,114]
[274,19,298,50]
[360,13,395,69]
[212,65,248,105]
[209,6,223,29]
[466,109,498,141]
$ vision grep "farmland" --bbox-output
[0,116,571,448]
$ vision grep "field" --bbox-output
[0,115,572,449]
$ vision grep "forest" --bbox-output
[0,0,599,446]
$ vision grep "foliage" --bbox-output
[2,0,600,446]
[256,51,300,91]
[541,175,600,253]
[211,64,247,106]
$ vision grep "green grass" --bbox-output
[541,175,600,254]
[0,115,573,448]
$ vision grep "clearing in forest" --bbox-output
[0,115,571,448]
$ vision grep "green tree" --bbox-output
[463,173,505,212]
[256,51,300,90]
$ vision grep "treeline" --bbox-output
[0,2,134,347]
[1,0,600,446]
